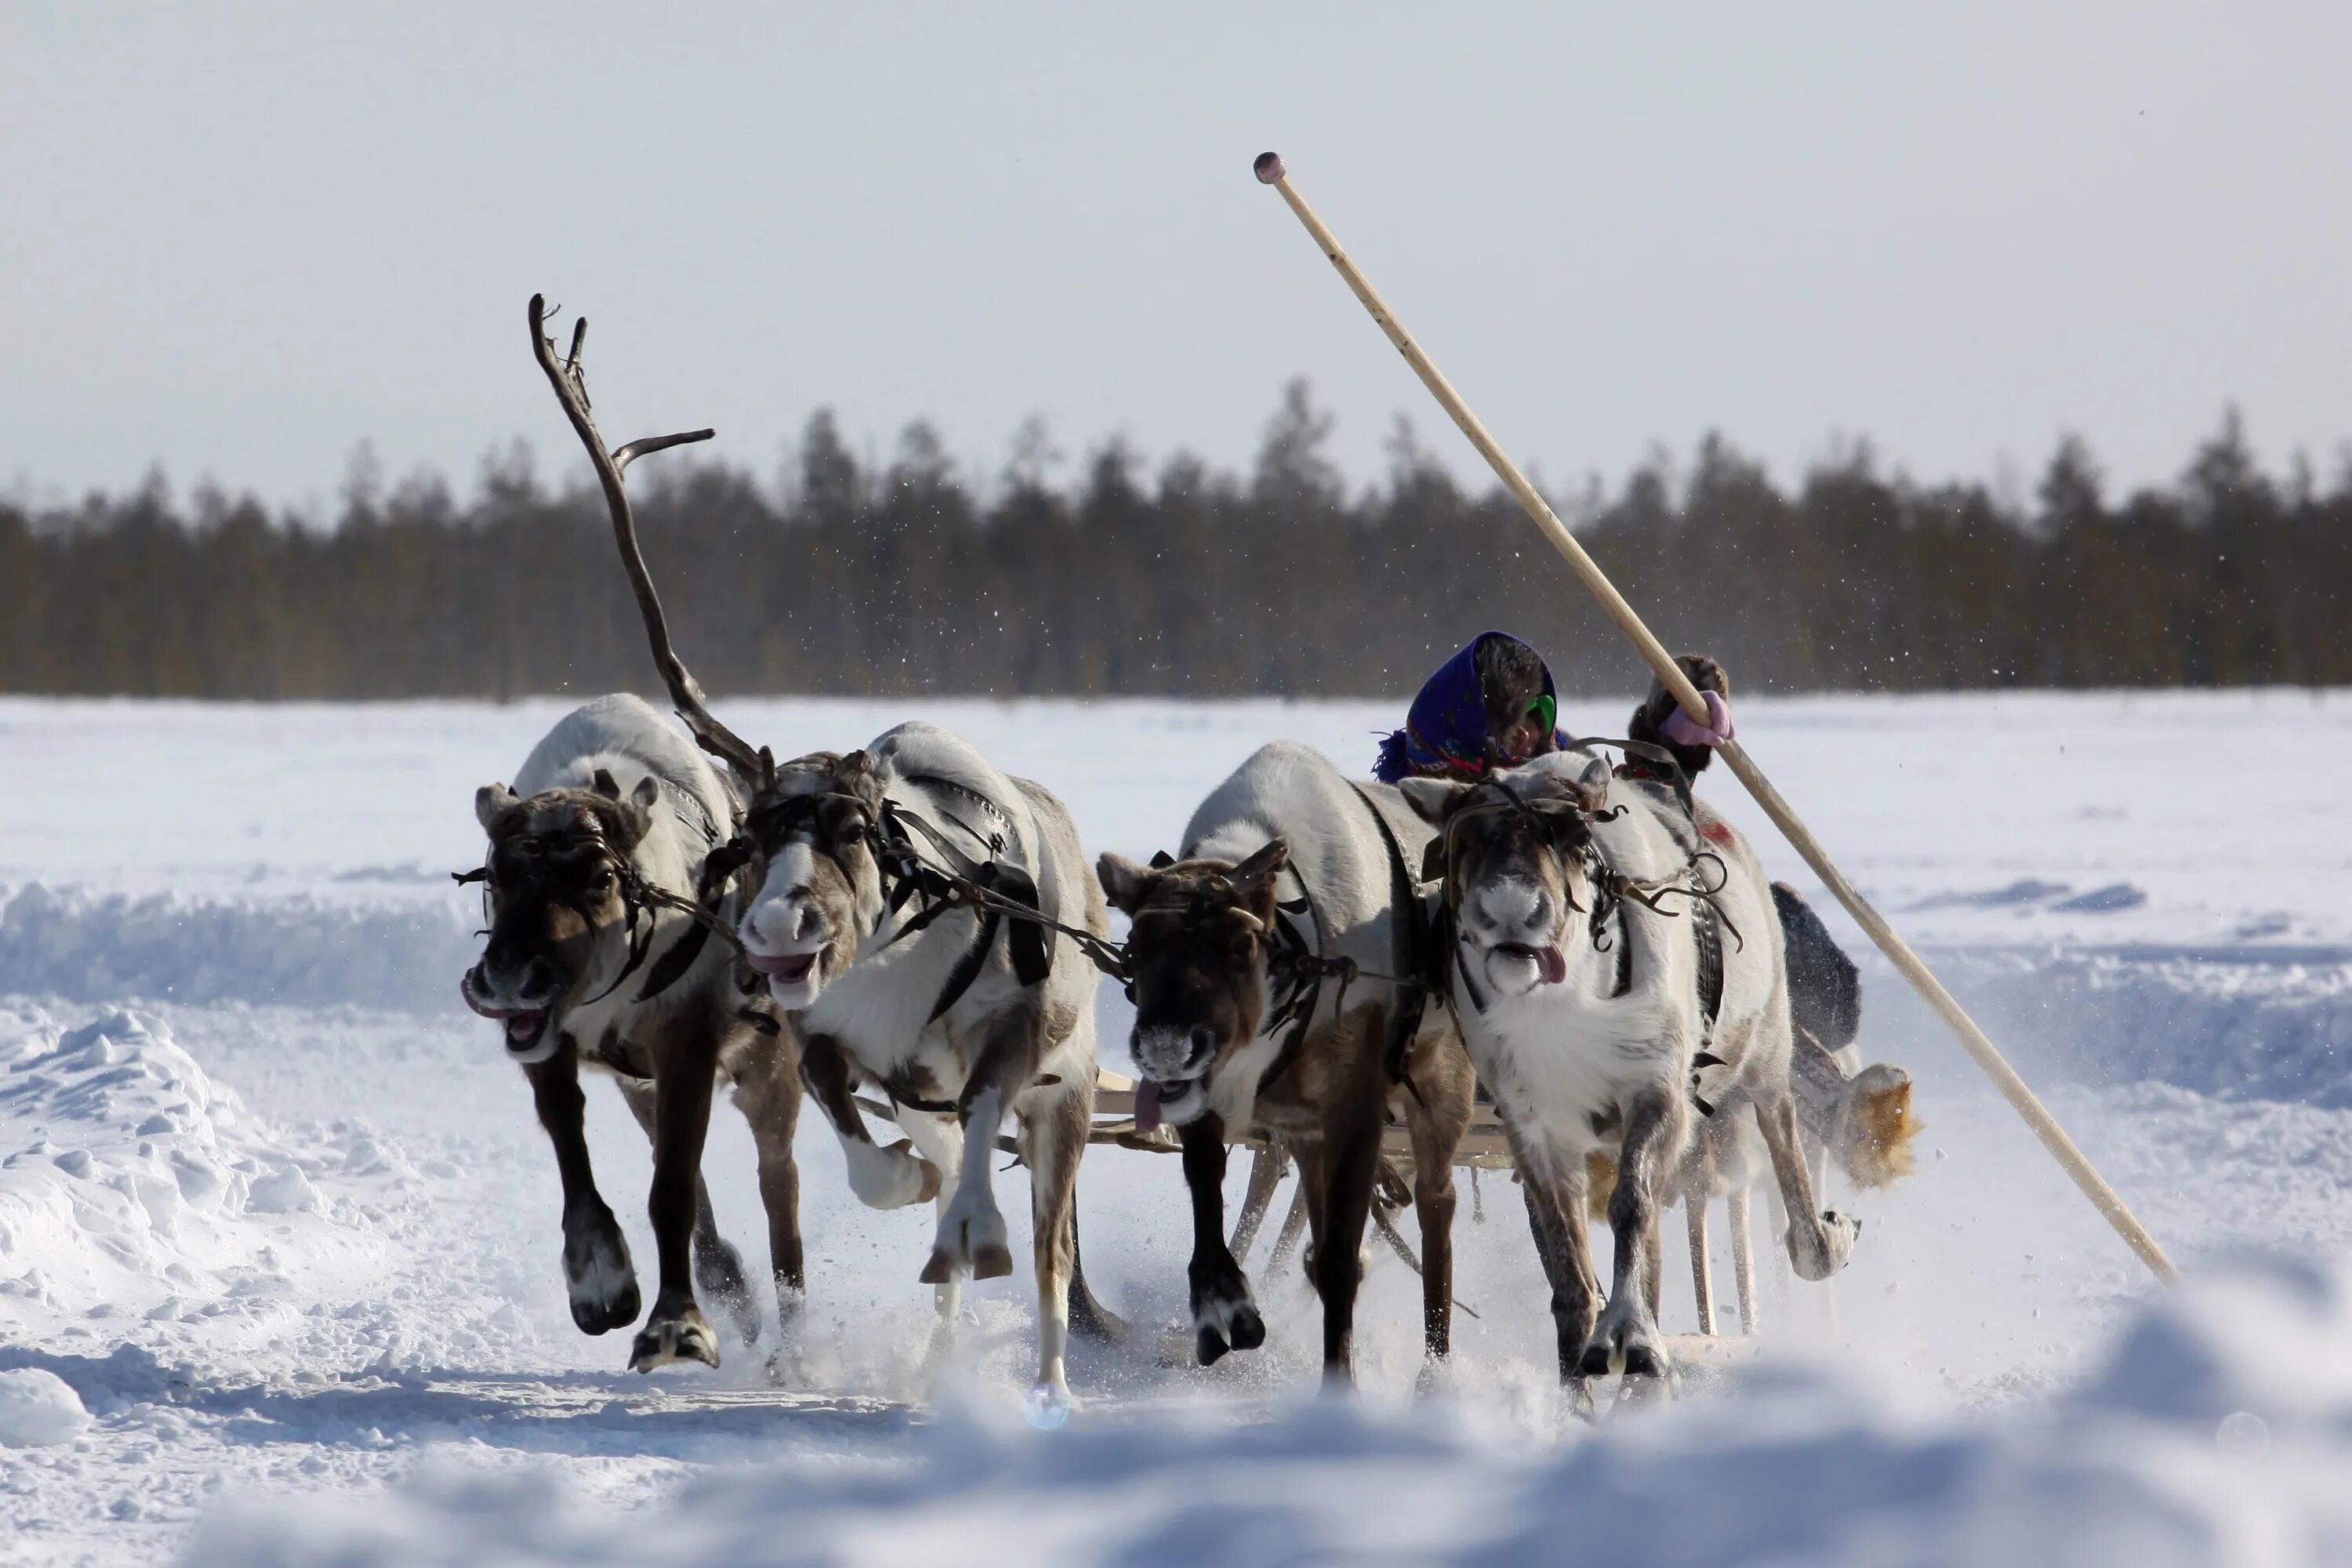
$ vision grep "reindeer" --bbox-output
[521,296,1106,1407]
[462,694,802,1374]
[732,735,1107,1406]
[1400,750,1860,1394]
[1097,742,1475,1386]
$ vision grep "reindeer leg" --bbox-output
[1811,1139,1846,1336]
[802,1032,938,1211]
[1019,1077,1089,1403]
[1688,1197,1716,1337]
[1181,1111,1263,1365]
[1756,1087,1859,1283]
[724,1024,806,1377]
[1584,1087,1683,1383]
[1730,1183,1760,1334]
[1495,1105,1598,1409]
[1408,1066,1472,1367]
[1228,1143,1288,1265]
[524,1041,640,1336]
[629,1029,723,1372]
[1268,1181,1312,1272]
[1312,1049,1387,1388]
[1641,1215,1665,1325]
[616,1075,758,1348]
[924,994,1046,1287]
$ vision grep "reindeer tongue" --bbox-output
[1536,946,1569,985]
[1134,1078,1163,1133]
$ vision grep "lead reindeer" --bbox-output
[1401,750,1860,1396]
[462,693,803,1373]
[523,296,1104,1408]
[1098,742,1475,1385]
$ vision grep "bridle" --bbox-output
[728,772,1131,1007]
[456,809,746,1009]
[1432,752,1742,1013]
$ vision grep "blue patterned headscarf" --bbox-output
[1374,630,1564,783]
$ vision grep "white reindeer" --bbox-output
[734,729,1104,1406]
[1401,750,1858,1391]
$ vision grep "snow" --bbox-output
[0,688,2346,1564]
[0,1368,89,1447]
[175,1256,2352,1566]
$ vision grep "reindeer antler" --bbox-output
[527,294,768,786]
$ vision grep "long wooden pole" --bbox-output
[1250,151,2176,1284]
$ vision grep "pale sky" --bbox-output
[5,3,2347,514]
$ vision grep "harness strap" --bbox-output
[927,905,1005,1025]
[1350,782,1432,1098]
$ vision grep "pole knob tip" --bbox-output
[1253,151,1287,184]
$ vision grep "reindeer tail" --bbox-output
[1835,1063,1919,1189]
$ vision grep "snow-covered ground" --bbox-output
[1,689,2347,1566]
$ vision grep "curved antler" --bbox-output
[526,294,767,785]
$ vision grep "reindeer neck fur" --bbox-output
[1449,750,1787,1158]
[1449,754,1696,1157]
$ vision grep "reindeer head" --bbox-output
[733,751,889,1010]
[1095,840,1288,1129]
[1401,755,1613,999]
[461,769,661,1062]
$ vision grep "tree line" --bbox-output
[4,387,2344,701]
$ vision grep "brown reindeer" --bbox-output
[464,699,802,1373]
[1098,741,1475,1385]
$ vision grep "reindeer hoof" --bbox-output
[629,1307,720,1373]
[1189,1259,1263,1366]
[1579,1319,1671,1381]
[693,1239,762,1346]
[924,1201,1011,1283]
[1192,1302,1265,1365]
[1790,1210,1861,1282]
[570,1276,641,1337]
[561,1205,640,1335]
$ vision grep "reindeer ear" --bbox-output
[1574,756,1612,811]
[1397,776,1471,825]
[632,775,662,811]
[1096,852,1156,915]
[1228,839,1289,901]
[1149,850,1176,870]
[475,783,519,832]
[1419,836,1449,886]
[591,768,622,800]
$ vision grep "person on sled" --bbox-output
[1376,630,1860,1054]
